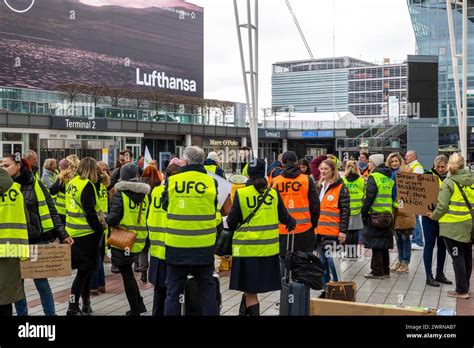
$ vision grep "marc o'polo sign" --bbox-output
[396,172,439,216]
[51,117,107,131]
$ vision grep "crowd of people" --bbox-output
[0,145,473,317]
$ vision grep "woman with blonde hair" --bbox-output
[41,158,58,189]
[50,157,79,224]
[429,153,474,299]
[342,161,364,258]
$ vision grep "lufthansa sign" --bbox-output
[51,117,107,131]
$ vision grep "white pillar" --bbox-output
[241,137,247,147]
[185,134,192,147]
[282,139,288,153]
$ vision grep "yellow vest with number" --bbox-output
[439,180,474,224]
[342,176,365,216]
[34,178,54,232]
[66,177,99,238]
[119,194,149,254]
[233,186,279,257]
[0,182,30,260]
[165,171,217,250]
[148,185,166,260]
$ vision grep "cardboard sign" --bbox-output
[21,244,72,279]
[396,173,439,216]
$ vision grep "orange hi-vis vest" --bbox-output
[272,174,312,234]
[315,183,342,237]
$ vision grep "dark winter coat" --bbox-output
[107,180,150,266]
[203,159,226,179]
[108,165,143,190]
[14,167,68,244]
[71,181,105,271]
[315,178,351,246]
[362,165,394,250]
[267,160,283,178]
[49,178,65,197]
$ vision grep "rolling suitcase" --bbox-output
[279,229,310,316]
[181,273,222,316]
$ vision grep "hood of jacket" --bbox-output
[448,169,474,186]
[345,172,360,182]
[372,165,392,178]
[0,169,13,194]
[282,163,301,178]
[15,166,34,187]
[115,181,151,204]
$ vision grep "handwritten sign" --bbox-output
[21,244,72,279]
[396,173,439,216]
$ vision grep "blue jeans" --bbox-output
[395,232,411,263]
[319,244,338,287]
[411,216,424,246]
[15,279,56,316]
[422,217,447,279]
[91,257,105,289]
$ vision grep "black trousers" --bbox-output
[444,237,472,294]
[118,264,143,315]
[0,304,12,316]
[164,264,217,316]
[371,249,390,276]
[69,270,92,309]
[152,286,167,316]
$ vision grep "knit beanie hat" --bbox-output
[59,159,69,171]
[0,168,13,194]
[248,159,266,179]
[282,151,298,165]
[369,154,384,167]
[120,163,140,182]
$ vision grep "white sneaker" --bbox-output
[411,243,424,250]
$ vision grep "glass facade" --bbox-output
[272,57,374,113]
[407,0,474,126]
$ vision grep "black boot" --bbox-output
[140,271,148,283]
[82,298,93,315]
[66,302,84,316]
[426,277,440,287]
[125,300,147,316]
[246,303,260,316]
[435,273,453,285]
[238,294,247,316]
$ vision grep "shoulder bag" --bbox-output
[215,188,271,256]
[452,181,474,242]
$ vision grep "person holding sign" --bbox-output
[2,155,73,317]
[406,150,425,250]
[422,155,452,287]
[0,168,29,316]
[429,153,474,299]
[362,154,395,279]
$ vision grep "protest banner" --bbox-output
[21,244,72,279]
[396,172,439,216]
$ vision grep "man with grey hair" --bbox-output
[405,150,425,250]
[23,150,39,180]
[161,146,220,316]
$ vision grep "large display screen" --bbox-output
[0,0,203,96]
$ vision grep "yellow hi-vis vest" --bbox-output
[97,183,108,214]
[165,171,217,249]
[55,189,66,216]
[439,180,474,224]
[119,193,149,254]
[0,182,30,260]
[66,177,99,238]
[342,176,365,216]
[33,178,54,233]
[204,164,218,174]
[369,172,394,214]
[233,186,279,257]
[409,161,424,173]
[428,169,443,188]
[148,185,166,260]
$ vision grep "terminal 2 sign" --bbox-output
[51,117,107,131]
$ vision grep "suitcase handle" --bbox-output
[284,229,296,284]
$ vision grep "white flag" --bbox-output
[144,146,152,169]
[207,171,232,208]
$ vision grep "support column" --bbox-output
[185,134,192,147]
[282,139,288,153]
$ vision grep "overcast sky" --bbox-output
[191,0,416,109]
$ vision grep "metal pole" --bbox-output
[462,0,468,161]
[247,0,257,158]
[254,0,259,159]
[446,0,465,158]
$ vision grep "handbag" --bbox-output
[452,181,474,242]
[215,188,271,256]
[325,281,357,302]
[370,212,393,228]
[108,202,143,251]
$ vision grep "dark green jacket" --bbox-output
[431,169,474,243]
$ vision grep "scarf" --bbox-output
[358,161,369,172]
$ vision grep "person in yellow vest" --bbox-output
[422,155,452,287]
[1,155,72,316]
[107,163,150,315]
[65,157,105,315]
[50,157,80,225]
[161,146,221,316]
[204,151,226,179]
[429,153,474,299]
[405,150,425,250]
[316,159,350,292]
[227,159,296,316]
[362,154,395,279]
[342,161,365,259]
[148,163,180,316]
[0,168,30,316]
[272,151,319,265]
[90,162,110,296]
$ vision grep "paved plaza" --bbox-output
[17,245,474,316]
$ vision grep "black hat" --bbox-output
[282,151,298,164]
[120,163,140,182]
[247,159,266,179]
